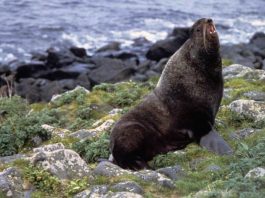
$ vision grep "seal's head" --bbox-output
[190,18,220,54]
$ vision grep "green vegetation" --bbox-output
[222,58,233,67]
[0,82,153,157]
[0,97,56,156]
[24,164,62,194]
[72,132,111,163]
[0,75,264,197]
[222,77,265,105]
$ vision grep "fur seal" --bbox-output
[110,18,233,170]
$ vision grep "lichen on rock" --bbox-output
[228,99,265,122]
[0,168,24,198]
[30,143,91,180]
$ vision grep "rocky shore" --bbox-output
[0,27,264,103]
[0,25,265,197]
[0,62,265,197]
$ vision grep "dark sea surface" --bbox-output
[0,0,264,63]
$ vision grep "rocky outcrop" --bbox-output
[245,167,265,178]
[0,168,24,198]
[30,143,91,180]
[111,181,144,195]
[223,64,265,81]
[230,128,261,140]
[1,21,265,197]
[243,91,265,101]
[69,119,115,140]
[15,76,91,103]
[228,99,265,122]
[106,192,143,198]
[96,42,121,53]
[93,161,175,188]
[41,124,70,138]
[88,57,136,84]
[0,24,264,103]
[74,189,143,198]
[222,32,265,69]
[146,27,189,61]
[157,165,185,180]
[1,46,138,103]
[0,154,28,164]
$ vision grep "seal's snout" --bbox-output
[206,18,216,35]
[207,18,213,23]
[209,25,216,34]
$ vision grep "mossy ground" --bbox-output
[0,71,265,197]
[222,58,233,67]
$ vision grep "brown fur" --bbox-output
[110,18,223,170]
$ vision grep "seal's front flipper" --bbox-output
[200,130,233,155]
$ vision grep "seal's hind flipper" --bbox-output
[200,130,233,155]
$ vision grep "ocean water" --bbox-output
[0,0,264,63]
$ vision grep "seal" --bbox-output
[110,18,233,170]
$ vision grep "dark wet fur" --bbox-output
[203,23,208,53]
[110,18,222,170]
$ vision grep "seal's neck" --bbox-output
[155,39,222,93]
[188,39,221,72]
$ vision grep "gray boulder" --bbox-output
[228,99,265,122]
[74,185,109,198]
[0,168,23,198]
[89,57,135,84]
[15,76,91,103]
[151,58,168,73]
[145,70,160,78]
[221,32,265,69]
[96,42,121,53]
[136,60,153,74]
[69,129,95,140]
[243,91,265,101]
[73,189,91,198]
[146,28,189,61]
[69,119,115,140]
[223,64,251,79]
[41,125,70,138]
[89,185,109,197]
[221,45,256,68]
[50,85,90,102]
[223,88,234,99]
[15,61,47,80]
[93,161,174,188]
[111,181,144,194]
[93,161,130,177]
[31,143,91,180]
[0,154,28,164]
[245,167,265,178]
[230,128,261,140]
[46,48,75,68]
[130,73,148,82]
[69,47,88,58]
[105,192,143,198]
[33,142,65,153]
[223,64,265,81]
[157,165,185,180]
[250,32,265,50]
